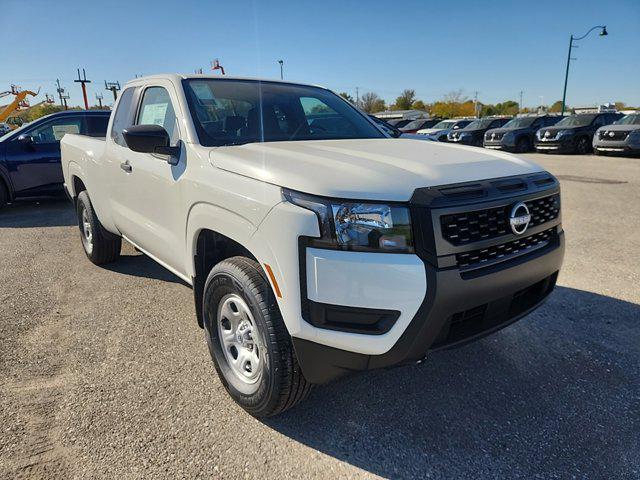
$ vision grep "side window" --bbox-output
[85,116,110,137]
[137,87,178,144]
[111,87,136,147]
[27,116,82,144]
[531,118,544,129]
[593,115,607,127]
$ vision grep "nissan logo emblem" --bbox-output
[509,202,531,235]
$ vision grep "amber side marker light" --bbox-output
[263,263,283,298]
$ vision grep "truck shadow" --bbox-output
[264,286,640,479]
[0,198,76,228]
[102,253,190,286]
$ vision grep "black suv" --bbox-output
[484,115,561,153]
[535,112,624,154]
[448,117,510,147]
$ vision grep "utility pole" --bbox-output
[74,68,91,110]
[278,60,284,80]
[473,91,479,118]
[96,93,103,108]
[105,81,121,101]
[56,79,68,109]
[519,90,524,113]
[356,87,359,108]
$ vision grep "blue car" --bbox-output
[0,110,110,207]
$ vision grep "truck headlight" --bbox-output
[284,189,414,253]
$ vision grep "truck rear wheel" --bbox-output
[76,191,121,265]
[202,256,312,417]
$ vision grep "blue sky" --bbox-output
[2,0,639,109]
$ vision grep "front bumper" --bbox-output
[535,137,577,153]
[294,232,564,383]
[593,140,640,156]
[449,135,475,145]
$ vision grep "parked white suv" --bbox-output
[61,74,565,416]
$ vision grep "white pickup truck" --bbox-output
[61,74,564,416]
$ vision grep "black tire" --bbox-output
[576,136,591,155]
[203,256,312,417]
[516,136,532,153]
[76,191,121,265]
[0,181,8,208]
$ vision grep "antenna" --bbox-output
[74,68,92,110]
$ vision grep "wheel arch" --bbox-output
[186,202,265,328]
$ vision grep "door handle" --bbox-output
[120,161,132,173]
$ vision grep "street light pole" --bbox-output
[560,25,607,117]
[278,60,284,80]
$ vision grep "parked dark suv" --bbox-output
[399,118,442,134]
[484,115,561,153]
[535,112,623,154]
[0,110,110,207]
[448,117,510,147]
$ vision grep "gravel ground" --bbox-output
[0,153,638,479]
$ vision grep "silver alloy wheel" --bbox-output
[80,207,93,254]
[217,294,264,392]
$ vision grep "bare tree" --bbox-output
[360,92,386,113]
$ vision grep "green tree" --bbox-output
[549,101,565,113]
[360,92,386,113]
[494,100,519,116]
[393,89,416,110]
[412,100,427,111]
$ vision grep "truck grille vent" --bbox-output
[456,227,556,269]
[440,194,560,245]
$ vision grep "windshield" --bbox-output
[402,119,428,130]
[615,114,640,125]
[465,118,493,130]
[431,120,456,130]
[556,114,597,127]
[183,79,384,147]
[503,117,537,129]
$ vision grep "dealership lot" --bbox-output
[0,153,638,479]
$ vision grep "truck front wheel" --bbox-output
[202,257,312,417]
[76,191,121,265]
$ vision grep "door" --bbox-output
[5,115,83,195]
[112,83,185,273]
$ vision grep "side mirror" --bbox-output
[17,134,35,146]
[123,124,180,161]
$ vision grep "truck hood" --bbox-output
[209,138,544,201]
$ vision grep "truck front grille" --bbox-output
[456,227,556,269]
[599,130,629,141]
[440,194,560,246]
